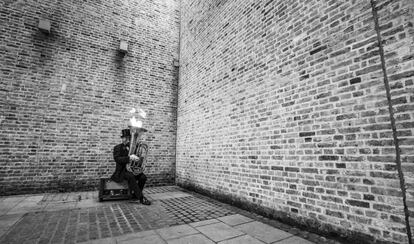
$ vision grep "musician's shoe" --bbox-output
[140,196,151,205]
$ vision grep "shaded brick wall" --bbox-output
[0,0,180,194]
[176,0,414,243]
[375,0,414,240]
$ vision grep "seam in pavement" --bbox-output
[271,235,297,244]
[216,233,266,244]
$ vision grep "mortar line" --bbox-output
[369,0,412,243]
[172,0,182,184]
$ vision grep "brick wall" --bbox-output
[0,0,180,194]
[176,0,414,243]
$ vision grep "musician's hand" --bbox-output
[129,155,139,161]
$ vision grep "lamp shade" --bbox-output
[38,19,51,34]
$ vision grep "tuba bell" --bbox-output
[126,126,148,175]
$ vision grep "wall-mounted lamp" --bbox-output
[119,40,128,54]
[38,18,51,35]
[173,59,180,67]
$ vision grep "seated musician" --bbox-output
[111,129,151,205]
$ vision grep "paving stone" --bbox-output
[0,209,9,216]
[167,233,215,244]
[75,199,101,208]
[43,202,77,212]
[79,237,116,244]
[0,196,27,204]
[218,214,254,226]
[0,227,8,238]
[116,230,158,242]
[0,213,23,229]
[218,234,265,244]
[0,197,26,215]
[276,236,315,244]
[25,195,44,202]
[235,221,292,244]
[195,222,245,242]
[118,234,166,244]
[7,201,44,215]
[156,224,199,240]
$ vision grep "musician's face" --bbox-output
[121,136,130,145]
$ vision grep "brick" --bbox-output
[321,195,343,204]
[355,65,382,76]
[330,47,351,58]
[336,113,357,120]
[373,203,393,212]
[352,36,377,49]
[363,179,375,185]
[346,215,372,225]
[335,163,346,168]
[302,180,319,186]
[299,131,315,137]
[310,45,327,55]
[367,156,395,162]
[319,155,339,161]
[287,201,302,208]
[370,172,398,179]
[285,167,300,172]
[382,25,405,37]
[326,209,344,218]
[346,199,370,208]
[363,124,392,131]
[271,166,283,171]
[349,77,361,85]
[301,168,318,174]
[363,194,375,201]
[371,187,402,197]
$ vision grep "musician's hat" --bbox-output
[121,129,131,138]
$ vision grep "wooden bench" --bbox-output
[98,178,132,202]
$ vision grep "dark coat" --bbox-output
[111,143,130,182]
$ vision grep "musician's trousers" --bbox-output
[124,172,147,200]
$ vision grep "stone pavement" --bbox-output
[0,186,343,244]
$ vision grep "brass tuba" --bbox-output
[127,126,148,175]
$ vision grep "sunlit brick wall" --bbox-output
[0,0,180,194]
[176,0,414,243]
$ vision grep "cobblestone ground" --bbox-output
[0,186,343,244]
[4,203,171,243]
[0,187,236,244]
[161,196,235,225]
